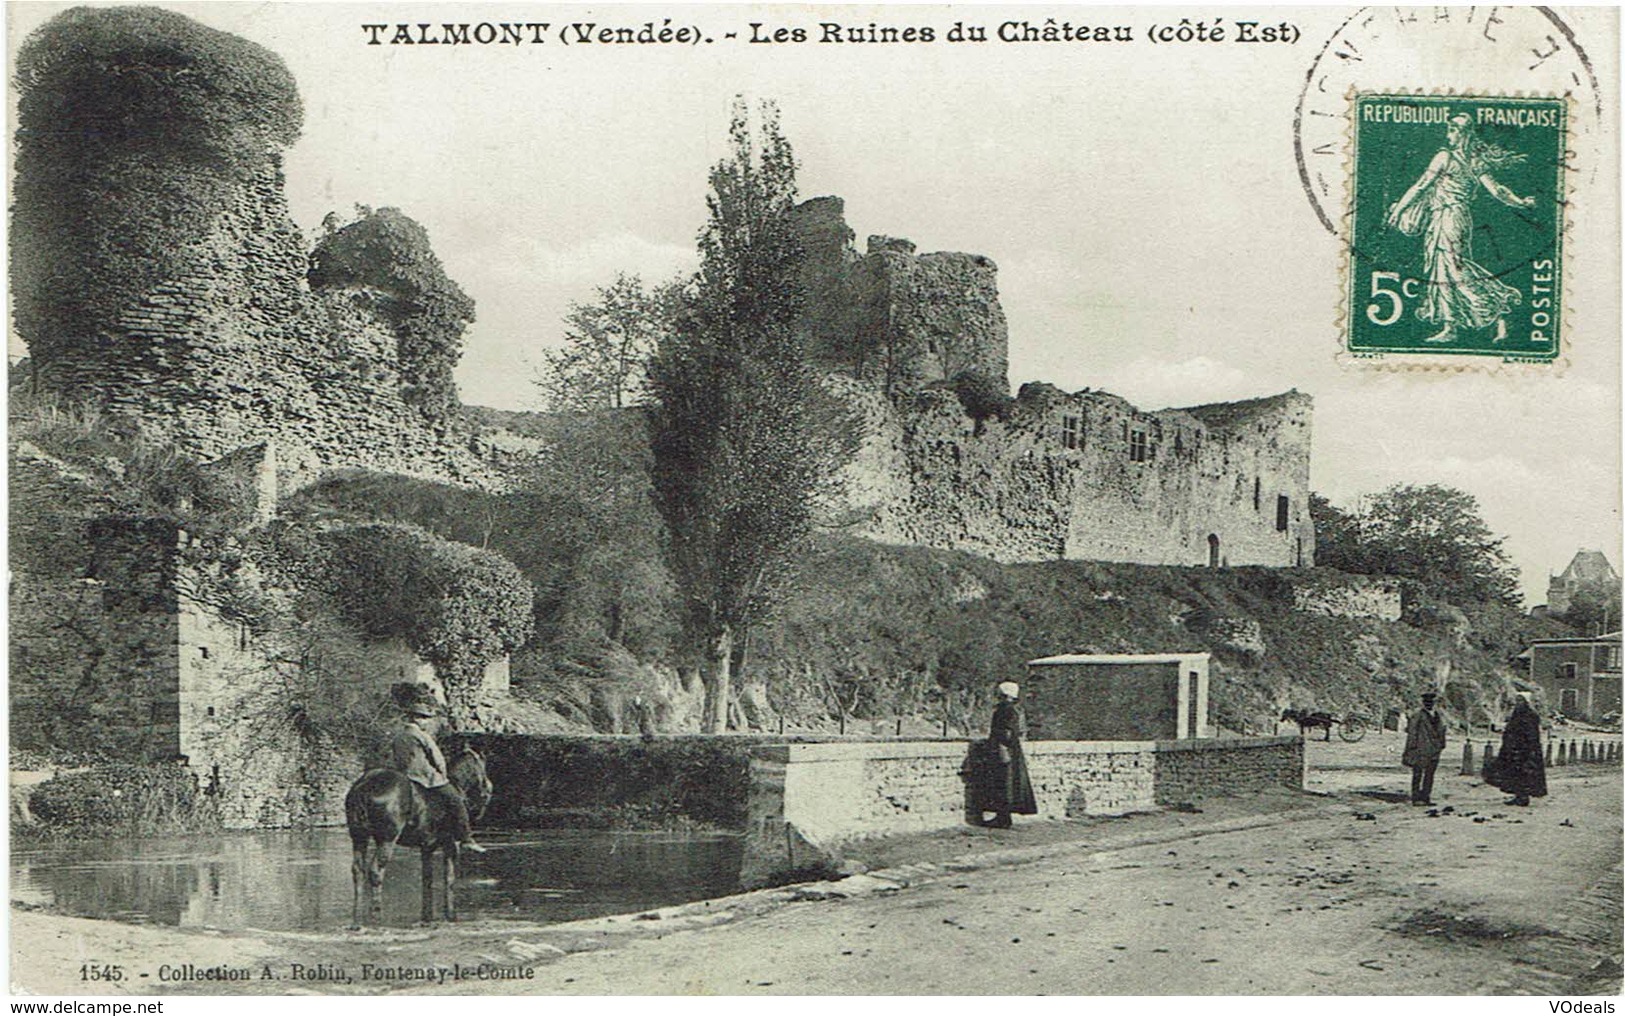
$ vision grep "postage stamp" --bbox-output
[1344,93,1568,362]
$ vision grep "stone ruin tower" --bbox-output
[10,6,487,487]
[787,197,1315,571]
[792,196,1010,395]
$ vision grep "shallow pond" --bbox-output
[11,828,743,931]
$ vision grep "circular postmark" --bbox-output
[1294,7,1602,364]
[1295,6,1602,238]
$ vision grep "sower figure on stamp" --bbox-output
[1487,692,1548,807]
[391,686,486,853]
[981,681,1037,829]
[1401,690,1447,805]
[1384,112,1536,344]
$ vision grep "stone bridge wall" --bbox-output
[742,735,1303,885]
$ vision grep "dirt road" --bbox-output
[12,763,1621,996]
[516,770,1621,994]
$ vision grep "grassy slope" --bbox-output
[765,539,1571,732]
[284,461,1571,733]
[18,392,1568,738]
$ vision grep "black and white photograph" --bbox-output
[4,2,1621,1000]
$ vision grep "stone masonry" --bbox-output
[796,198,1315,569]
[741,736,1303,885]
[795,196,1010,393]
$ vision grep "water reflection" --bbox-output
[12,828,743,931]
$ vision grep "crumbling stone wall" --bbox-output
[174,596,357,828]
[795,197,1009,393]
[1060,390,1314,568]
[795,197,1313,569]
[12,7,500,492]
[846,383,1314,568]
[1288,572,1403,621]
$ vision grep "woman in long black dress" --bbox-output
[983,681,1037,828]
[1488,692,1548,806]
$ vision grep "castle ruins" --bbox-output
[793,196,1315,570]
[8,8,1317,825]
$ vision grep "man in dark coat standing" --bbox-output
[1488,692,1548,806]
[1401,690,1447,804]
[982,681,1037,828]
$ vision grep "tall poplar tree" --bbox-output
[645,101,821,732]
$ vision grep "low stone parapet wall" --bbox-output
[1151,736,1305,805]
[742,735,1302,885]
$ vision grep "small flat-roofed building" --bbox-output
[1516,631,1622,721]
[1023,652,1211,741]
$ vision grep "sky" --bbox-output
[5,3,1620,605]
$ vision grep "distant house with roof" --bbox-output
[1515,631,1623,721]
[1544,550,1619,617]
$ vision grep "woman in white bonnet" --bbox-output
[981,681,1037,828]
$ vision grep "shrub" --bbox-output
[313,523,534,717]
[28,763,215,837]
[944,370,1014,433]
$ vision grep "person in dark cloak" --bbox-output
[981,681,1037,828]
[1487,692,1547,806]
[1401,690,1447,804]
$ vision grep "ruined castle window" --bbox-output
[1275,495,1289,532]
[1561,662,1578,680]
[1253,478,1261,511]
[1061,415,1082,450]
[1129,429,1148,462]
[206,706,216,717]
[199,646,209,659]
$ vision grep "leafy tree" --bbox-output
[306,523,534,724]
[646,101,836,732]
[1310,492,1366,573]
[507,412,678,710]
[1334,484,1521,607]
[1563,581,1622,635]
[536,274,680,411]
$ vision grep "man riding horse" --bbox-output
[390,686,486,854]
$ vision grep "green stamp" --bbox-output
[1346,94,1567,361]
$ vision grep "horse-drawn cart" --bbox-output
[1280,708,1368,742]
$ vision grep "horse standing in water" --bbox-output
[345,747,492,928]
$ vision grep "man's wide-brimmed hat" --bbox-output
[392,682,442,719]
